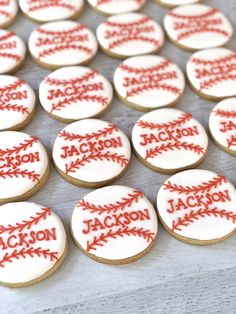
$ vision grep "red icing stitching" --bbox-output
[0,247,58,268]
[77,190,143,215]
[119,59,172,74]
[59,124,118,142]
[0,10,11,18]
[168,8,219,20]
[126,82,181,98]
[0,32,14,41]
[0,103,29,115]
[38,44,93,59]
[0,79,25,93]
[145,141,204,159]
[86,227,155,252]
[65,152,128,174]
[105,16,150,28]
[0,136,38,157]
[36,25,86,36]
[97,0,143,6]
[171,207,236,232]
[213,109,236,119]
[137,113,192,131]
[27,1,76,13]
[0,169,40,182]
[108,36,159,49]
[227,135,236,148]
[0,207,51,235]
[191,53,236,66]
[200,75,236,90]
[0,53,21,61]
[163,175,226,195]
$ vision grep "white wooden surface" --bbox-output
[1,0,236,313]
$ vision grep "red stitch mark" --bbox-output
[77,190,143,214]
[0,169,40,182]
[200,75,236,90]
[108,36,159,50]
[86,226,155,252]
[39,45,93,59]
[171,207,236,232]
[137,113,192,131]
[27,0,76,13]
[0,10,10,18]
[36,25,86,36]
[119,59,172,74]
[0,79,25,93]
[59,124,118,142]
[213,109,236,118]
[0,247,58,268]
[44,70,98,86]
[0,103,29,115]
[126,83,181,98]
[163,175,226,195]
[0,53,21,61]
[105,16,150,28]
[0,207,51,235]
[227,135,236,148]
[145,141,204,159]
[0,32,15,41]
[97,0,143,6]
[65,152,128,174]
[0,136,38,157]
[191,53,236,66]
[168,8,230,41]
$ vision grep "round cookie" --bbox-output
[39,66,113,123]
[157,169,236,245]
[52,119,131,188]
[71,185,158,264]
[96,13,165,59]
[114,55,185,111]
[132,108,208,174]
[0,202,67,287]
[0,131,50,205]
[28,21,98,70]
[155,0,201,8]
[186,48,236,100]
[87,0,146,16]
[19,0,84,23]
[0,75,36,131]
[209,98,236,156]
[0,30,26,74]
[164,4,233,51]
[0,0,18,28]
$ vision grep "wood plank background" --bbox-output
[1,0,236,313]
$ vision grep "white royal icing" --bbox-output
[87,0,145,15]
[209,98,236,153]
[0,202,66,285]
[114,55,185,110]
[187,48,236,99]
[39,66,113,121]
[164,4,233,50]
[53,119,131,184]
[96,13,164,58]
[19,0,84,23]
[29,21,98,67]
[71,185,158,260]
[132,108,208,171]
[157,169,236,241]
[0,131,49,201]
[158,0,202,7]
[0,0,18,27]
[0,75,36,131]
[0,30,26,74]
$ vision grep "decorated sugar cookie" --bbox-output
[0,131,49,204]
[19,0,84,23]
[0,0,18,28]
[53,119,131,188]
[96,13,164,58]
[0,30,26,74]
[0,202,67,287]
[114,55,185,111]
[187,48,236,100]
[132,108,208,174]
[155,0,201,8]
[29,21,98,70]
[209,98,236,156]
[87,0,146,15]
[157,169,236,244]
[0,76,36,131]
[71,185,158,264]
[39,66,113,122]
[164,5,233,51]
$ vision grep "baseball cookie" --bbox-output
[0,30,26,74]
[157,169,236,245]
[19,0,84,23]
[114,55,185,111]
[71,185,158,264]
[39,66,113,123]
[87,0,146,16]
[52,119,131,188]
[0,202,67,287]
[28,21,98,70]
[155,0,201,8]
[209,98,236,156]
[0,0,18,28]
[96,13,165,59]
[132,108,208,174]
[164,4,233,51]
[0,76,36,131]
[0,131,50,205]
[186,48,236,100]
